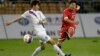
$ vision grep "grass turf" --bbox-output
[0,38,100,56]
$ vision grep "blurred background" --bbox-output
[0,0,100,39]
[0,0,100,14]
[0,0,100,56]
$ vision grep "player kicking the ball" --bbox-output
[57,1,80,49]
[5,0,71,56]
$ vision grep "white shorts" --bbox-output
[36,30,51,43]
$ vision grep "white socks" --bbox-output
[32,46,41,56]
[32,45,65,56]
[53,44,65,56]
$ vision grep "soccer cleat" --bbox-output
[65,53,71,56]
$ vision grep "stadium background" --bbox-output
[0,0,100,56]
[0,0,100,39]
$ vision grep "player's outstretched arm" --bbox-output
[5,16,22,26]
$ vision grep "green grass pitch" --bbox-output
[0,38,100,56]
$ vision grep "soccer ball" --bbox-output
[23,34,33,43]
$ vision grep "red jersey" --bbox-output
[62,8,77,28]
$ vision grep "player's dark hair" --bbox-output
[69,1,77,5]
[30,0,40,7]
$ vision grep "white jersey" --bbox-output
[21,9,46,33]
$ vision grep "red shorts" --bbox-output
[59,26,76,41]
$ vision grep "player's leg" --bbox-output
[57,27,69,49]
[42,33,70,56]
[47,36,71,56]
[32,31,47,56]
[47,38,65,56]
[57,31,72,56]
[57,26,75,49]
[32,46,41,56]
[57,32,67,49]
[57,27,75,56]
[32,41,45,56]
[40,40,46,50]
[66,27,75,39]
[57,32,71,49]
[36,30,71,56]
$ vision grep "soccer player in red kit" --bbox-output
[57,1,80,49]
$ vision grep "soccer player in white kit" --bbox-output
[6,0,71,56]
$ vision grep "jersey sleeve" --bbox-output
[21,11,29,18]
[63,10,68,19]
